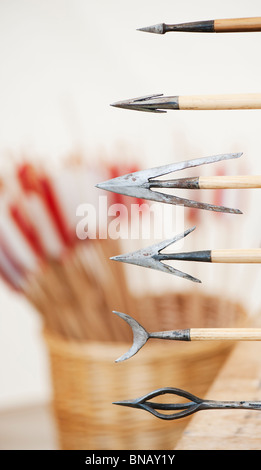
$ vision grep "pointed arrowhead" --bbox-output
[110,255,125,262]
[137,23,164,34]
[95,181,114,192]
[95,183,104,190]
[112,400,138,409]
[110,227,202,283]
[110,94,166,113]
[110,101,124,109]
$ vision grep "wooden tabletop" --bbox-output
[0,403,58,450]
[174,338,261,450]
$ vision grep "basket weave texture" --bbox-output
[45,290,247,450]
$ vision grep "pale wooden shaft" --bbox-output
[211,249,261,263]
[199,175,261,189]
[179,93,261,110]
[215,17,261,32]
[190,328,261,341]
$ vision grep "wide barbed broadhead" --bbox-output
[96,152,243,214]
[110,226,201,283]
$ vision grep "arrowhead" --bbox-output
[137,23,164,34]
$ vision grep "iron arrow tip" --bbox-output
[110,255,123,262]
[96,178,124,193]
[110,100,135,110]
[137,23,165,34]
[110,254,135,266]
[110,95,167,113]
[110,101,122,108]
[112,400,137,408]
[95,181,112,192]
[114,356,126,363]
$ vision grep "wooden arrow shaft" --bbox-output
[214,17,261,32]
[190,328,261,341]
[199,175,261,189]
[179,93,261,110]
[152,175,261,190]
[150,328,261,342]
[211,249,261,263]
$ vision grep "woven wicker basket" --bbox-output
[45,290,247,450]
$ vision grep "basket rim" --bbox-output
[43,290,248,362]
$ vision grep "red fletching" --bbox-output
[17,163,73,247]
[9,204,46,258]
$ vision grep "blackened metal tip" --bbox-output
[112,400,137,408]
